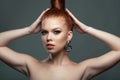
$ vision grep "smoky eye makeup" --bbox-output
[52,28,62,34]
[41,30,48,35]
[53,30,61,34]
[40,27,62,35]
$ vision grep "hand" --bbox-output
[66,9,88,34]
[28,8,49,34]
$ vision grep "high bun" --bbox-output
[40,0,73,31]
[51,0,65,10]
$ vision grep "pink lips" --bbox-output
[46,44,55,49]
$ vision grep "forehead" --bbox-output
[41,17,68,30]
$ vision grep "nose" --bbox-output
[47,33,52,42]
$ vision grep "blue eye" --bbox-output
[41,31,48,35]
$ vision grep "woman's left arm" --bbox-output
[81,24,120,79]
[85,27,120,51]
[67,9,120,51]
[67,9,120,78]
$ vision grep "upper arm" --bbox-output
[0,46,35,75]
[83,50,120,79]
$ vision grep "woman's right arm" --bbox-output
[0,9,48,75]
[0,27,30,46]
[0,27,41,75]
[0,27,33,75]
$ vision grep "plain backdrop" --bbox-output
[0,0,120,80]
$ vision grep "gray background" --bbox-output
[0,0,120,80]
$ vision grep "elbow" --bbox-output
[114,49,120,53]
[111,50,120,61]
[0,43,8,47]
[116,50,120,61]
[111,46,120,52]
[111,50,120,54]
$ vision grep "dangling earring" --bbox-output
[65,40,72,52]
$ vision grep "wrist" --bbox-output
[84,26,94,34]
[23,27,32,35]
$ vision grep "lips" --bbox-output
[46,44,55,49]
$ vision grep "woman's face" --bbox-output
[41,17,72,54]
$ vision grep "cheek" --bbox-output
[56,36,66,43]
[41,33,68,50]
[55,34,68,47]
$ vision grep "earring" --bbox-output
[65,40,72,52]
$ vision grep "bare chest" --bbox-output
[29,64,86,80]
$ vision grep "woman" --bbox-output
[0,0,120,80]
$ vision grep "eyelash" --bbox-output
[41,31,48,35]
[41,30,61,35]
[54,30,61,34]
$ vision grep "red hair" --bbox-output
[41,0,73,31]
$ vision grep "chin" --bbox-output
[47,49,64,54]
[48,50,58,54]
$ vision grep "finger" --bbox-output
[35,8,50,24]
[73,23,86,34]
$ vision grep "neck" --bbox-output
[48,51,71,65]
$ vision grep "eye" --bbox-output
[41,30,48,35]
[54,30,61,35]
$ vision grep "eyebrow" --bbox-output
[53,28,61,30]
[41,27,62,31]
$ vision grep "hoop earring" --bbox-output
[64,41,72,52]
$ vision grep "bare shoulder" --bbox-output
[77,57,99,72]
[77,58,98,79]
[23,54,42,66]
[23,54,39,62]
[78,58,96,66]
